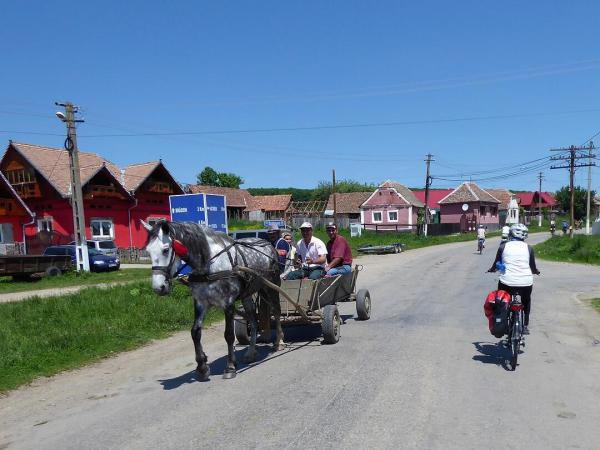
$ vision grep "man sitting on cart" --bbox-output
[324,222,352,276]
[285,222,327,280]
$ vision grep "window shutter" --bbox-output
[1,223,14,243]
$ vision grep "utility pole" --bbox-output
[55,102,90,271]
[550,144,596,238]
[537,172,544,227]
[332,169,337,227]
[586,141,594,235]
[423,153,434,237]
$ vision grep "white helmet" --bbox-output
[509,223,528,240]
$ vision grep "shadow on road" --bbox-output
[472,341,512,371]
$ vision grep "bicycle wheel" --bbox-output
[510,314,520,370]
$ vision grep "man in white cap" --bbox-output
[285,222,327,280]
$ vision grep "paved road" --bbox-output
[2,234,600,449]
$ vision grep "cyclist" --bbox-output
[487,223,540,335]
[477,224,486,250]
[501,224,510,242]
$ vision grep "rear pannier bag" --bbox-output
[484,290,510,338]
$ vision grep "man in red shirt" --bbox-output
[324,222,353,276]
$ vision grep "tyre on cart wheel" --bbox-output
[394,244,401,254]
[234,318,251,345]
[45,266,62,277]
[356,289,371,320]
[322,305,341,344]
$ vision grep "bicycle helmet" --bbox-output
[509,223,528,240]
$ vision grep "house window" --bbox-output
[372,211,383,223]
[480,205,486,215]
[91,219,114,238]
[38,217,53,233]
[388,211,398,222]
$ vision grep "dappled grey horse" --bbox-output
[143,219,285,380]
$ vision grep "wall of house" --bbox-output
[440,202,500,227]
[128,191,172,248]
[361,205,416,229]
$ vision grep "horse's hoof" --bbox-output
[222,370,237,379]
[243,352,257,363]
[196,366,210,381]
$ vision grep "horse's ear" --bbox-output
[160,220,170,235]
[141,220,152,232]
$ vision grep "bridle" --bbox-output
[151,236,188,281]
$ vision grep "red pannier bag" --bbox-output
[484,290,510,338]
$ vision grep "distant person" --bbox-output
[501,224,510,242]
[281,232,296,279]
[562,221,568,236]
[285,222,327,280]
[324,222,352,276]
[477,224,486,249]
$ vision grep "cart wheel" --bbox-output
[394,245,400,254]
[45,266,62,277]
[234,318,251,345]
[322,305,340,344]
[356,289,371,320]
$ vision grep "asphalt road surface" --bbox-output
[2,233,600,449]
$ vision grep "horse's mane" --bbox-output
[148,220,234,271]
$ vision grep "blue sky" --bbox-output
[2,1,600,193]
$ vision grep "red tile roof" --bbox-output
[439,182,500,204]
[7,142,123,198]
[251,194,291,212]
[485,189,514,210]
[376,181,424,207]
[516,191,557,207]
[413,189,454,209]
[189,185,255,208]
[326,192,372,214]
[122,161,184,194]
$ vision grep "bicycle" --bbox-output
[505,292,525,371]
[477,238,485,254]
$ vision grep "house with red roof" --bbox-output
[361,181,424,231]
[413,189,454,224]
[0,141,183,251]
[247,194,292,220]
[438,182,500,231]
[0,170,35,252]
[189,185,255,220]
[515,192,557,219]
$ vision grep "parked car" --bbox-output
[228,229,270,240]
[44,245,120,272]
[70,239,118,256]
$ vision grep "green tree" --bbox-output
[198,166,220,186]
[196,167,244,188]
[311,179,378,201]
[554,186,596,220]
[218,172,244,189]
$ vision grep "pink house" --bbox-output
[361,181,424,231]
[438,182,501,232]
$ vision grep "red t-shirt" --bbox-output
[326,235,352,265]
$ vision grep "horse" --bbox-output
[142,219,285,380]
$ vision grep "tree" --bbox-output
[196,167,244,189]
[198,167,220,186]
[311,179,378,201]
[218,172,244,189]
[554,185,596,220]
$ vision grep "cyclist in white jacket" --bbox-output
[488,223,540,334]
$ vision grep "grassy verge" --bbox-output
[0,281,221,392]
[534,235,600,265]
[311,228,499,257]
[592,299,600,313]
[0,269,151,295]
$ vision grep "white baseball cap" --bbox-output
[299,222,313,229]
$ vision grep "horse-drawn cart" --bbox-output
[235,265,371,345]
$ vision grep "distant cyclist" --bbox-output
[501,224,510,242]
[477,224,486,250]
[488,223,540,335]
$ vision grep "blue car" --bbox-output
[44,245,120,272]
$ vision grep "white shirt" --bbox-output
[500,240,533,287]
[477,228,486,239]
[296,236,327,268]
[501,225,510,238]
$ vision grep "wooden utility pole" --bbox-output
[56,101,90,271]
[423,154,434,237]
[586,141,594,235]
[332,169,337,226]
[537,172,544,227]
[550,144,596,238]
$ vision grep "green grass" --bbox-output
[0,281,222,392]
[0,269,151,295]
[592,299,600,313]
[534,235,600,265]
[311,228,499,256]
[228,219,265,230]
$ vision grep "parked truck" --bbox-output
[0,254,72,280]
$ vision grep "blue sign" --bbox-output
[264,219,286,229]
[169,193,228,234]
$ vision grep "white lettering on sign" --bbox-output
[172,207,188,213]
[196,207,205,212]
[207,206,218,212]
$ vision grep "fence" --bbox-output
[0,242,25,256]
[118,248,150,263]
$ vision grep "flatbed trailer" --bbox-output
[0,255,72,280]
